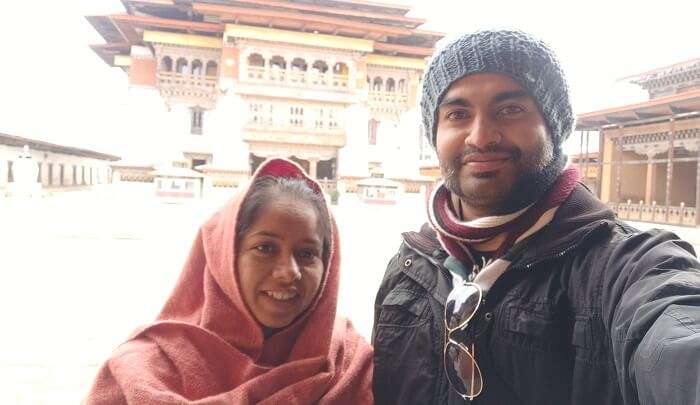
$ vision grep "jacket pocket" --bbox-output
[373,288,438,405]
[498,305,568,351]
[377,288,429,327]
[491,306,573,404]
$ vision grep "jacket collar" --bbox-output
[506,183,615,266]
[400,183,615,300]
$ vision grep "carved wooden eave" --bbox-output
[626,58,700,88]
[576,89,700,130]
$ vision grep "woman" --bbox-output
[86,158,373,404]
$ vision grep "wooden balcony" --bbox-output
[244,66,349,91]
[368,90,408,105]
[156,71,219,107]
[610,201,697,227]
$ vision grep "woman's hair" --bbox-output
[236,176,332,267]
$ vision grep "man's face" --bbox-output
[435,73,554,214]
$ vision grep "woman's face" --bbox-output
[236,197,326,329]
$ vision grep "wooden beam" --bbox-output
[633,110,665,120]
[576,119,609,130]
[669,105,693,114]
[578,89,700,120]
[605,115,634,124]
[111,17,141,43]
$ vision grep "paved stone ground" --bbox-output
[0,186,697,404]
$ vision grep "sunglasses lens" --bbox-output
[445,283,481,330]
[445,342,483,398]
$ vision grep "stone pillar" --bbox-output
[665,119,675,221]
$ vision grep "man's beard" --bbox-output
[441,141,565,215]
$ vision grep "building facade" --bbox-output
[87,0,443,192]
[577,58,700,227]
[0,133,119,194]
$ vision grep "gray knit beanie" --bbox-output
[421,30,574,151]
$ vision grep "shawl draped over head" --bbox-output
[85,158,374,405]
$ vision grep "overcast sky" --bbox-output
[0,0,698,157]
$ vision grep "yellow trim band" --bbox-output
[225,24,373,52]
[143,30,222,49]
[114,55,132,67]
[367,54,426,70]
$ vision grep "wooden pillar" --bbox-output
[645,156,656,204]
[665,119,675,221]
[0,159,6,187]
[584,130,590,190]
[579,130,585,173]
[596,130,604,199]
[696,146,700,227]
[309,158,318,178]
[615,128,624,203]
[325,63,333,87]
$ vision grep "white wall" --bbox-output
[338,104,370,177]
[0,144,112,189]
[207,92,250,171]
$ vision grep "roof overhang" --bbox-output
[576,90,700,130]
[225,23,373,52]
[0,133,120,161]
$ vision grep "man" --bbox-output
[371,30,700,405]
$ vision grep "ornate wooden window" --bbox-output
[368,119,379,145]
[191,108,204,135]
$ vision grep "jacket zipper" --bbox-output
[510,221,609,273]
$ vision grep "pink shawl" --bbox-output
[85,158,373,404]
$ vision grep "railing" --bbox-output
[332,74,348,88]
[244,66,349,90]
[368,90,409,105]
[318,179,337,194]
[245,120,344,134]
[156,71,218,100]
[610,201,697,226]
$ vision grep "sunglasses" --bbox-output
[443,281,484,400]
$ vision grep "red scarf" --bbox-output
[85,159,373,404]
[428,167,580,267]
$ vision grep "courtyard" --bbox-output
[0,186,697,404]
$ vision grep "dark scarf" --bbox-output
[428,167,581,271]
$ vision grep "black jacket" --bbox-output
[372,184,700,405]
